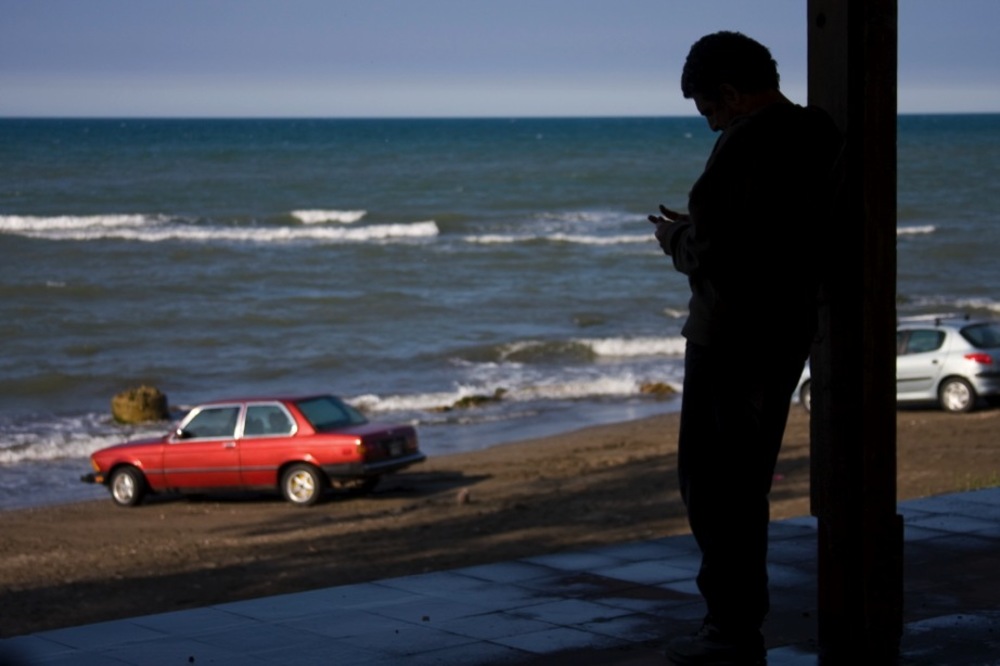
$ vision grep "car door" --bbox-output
[162,404,244,488]
[896,328,947,400]
[238,402,298,487]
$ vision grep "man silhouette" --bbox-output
[649,31,841,665]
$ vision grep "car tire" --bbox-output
[799,380,812,413]
[109,466,147,507]
[281,463,325,507]
[938,377,977,413]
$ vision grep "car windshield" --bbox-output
[961,322,1000,348]
[295,395,368,431]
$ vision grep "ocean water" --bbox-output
[2,115,998,510]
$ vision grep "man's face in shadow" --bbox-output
[691,86,743,132]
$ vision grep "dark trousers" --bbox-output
[677,338,810,634]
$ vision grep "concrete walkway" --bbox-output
[2,488,999,665]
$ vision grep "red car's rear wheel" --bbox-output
[281,463,324,506]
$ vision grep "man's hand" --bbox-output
[647,204,689,253]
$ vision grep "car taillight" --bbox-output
[965,353,994,365]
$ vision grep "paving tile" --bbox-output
[577,612,664,642]
[521,550,630,572]
[378,576,561,612]
[647,533,700,553]
[251,634,387,666]
[768,519,818,541]
[404,640,530,665]
[431,611,559,641]
[905,512,999,536]
[222,581,421,616]
[188,621,337,654]
[900,610,1000,666]
[279,610,417,640]
[459,560,559,584]
[903,523,957,542]
[24,620,166,651]
[657,577,701,597]
[0,636,80,665]
[332,620,480,658]
[376,570,497,596]
[592,540,687,563]
[492,625,619,654]
[104,634,273,666]
[766,644,820,665]
[129,606,250,635]
[767,562,815,589]
[595,559,695,586]
[0,648,135,666]
[510,598,632,627]
[595,593,703,621]
[363,595,491,624]
[768,537,819,564]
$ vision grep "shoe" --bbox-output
[664,623,766,665]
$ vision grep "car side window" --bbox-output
[245,404,294,436]
[903,329,945,355]
[183,406,240,439]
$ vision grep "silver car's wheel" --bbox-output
[799,380,812,413]
[939,377,976,413]
[281,464,324,506]
[109,466,146,507]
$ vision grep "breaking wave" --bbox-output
[897,225,936,236]
[465,232,649,246]
[0,214,438,244]
[291,209,367,224]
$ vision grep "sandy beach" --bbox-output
[1,407,998,639]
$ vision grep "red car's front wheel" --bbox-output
[109,466,147,507]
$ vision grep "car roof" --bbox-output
[194,394,335,407]
[897,314,995,329]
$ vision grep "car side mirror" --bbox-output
[174,427,192,440]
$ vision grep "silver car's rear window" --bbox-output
[961,322,1000,348]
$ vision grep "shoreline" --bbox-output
[1,407,999,638]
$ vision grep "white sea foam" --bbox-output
[897,225,936,236]
[907,296,1000,315]
[0,214,438,244]
[0,214,163,232]
[464,232,648,246]
[350,370,680,416]
[0,414,164,465]
[291,209,367,224]
[492,336,686,361]
[582,336,687,357]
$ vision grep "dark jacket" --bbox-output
[661,102,842,347]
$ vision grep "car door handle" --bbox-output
[223,441,236,448]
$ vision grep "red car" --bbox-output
[82,394,425,507]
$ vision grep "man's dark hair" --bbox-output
[681,31,780,100]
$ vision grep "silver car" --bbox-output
[799,315,1000,413]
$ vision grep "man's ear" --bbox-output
[718,84,741,108]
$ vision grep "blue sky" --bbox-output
[2,1,997,117]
